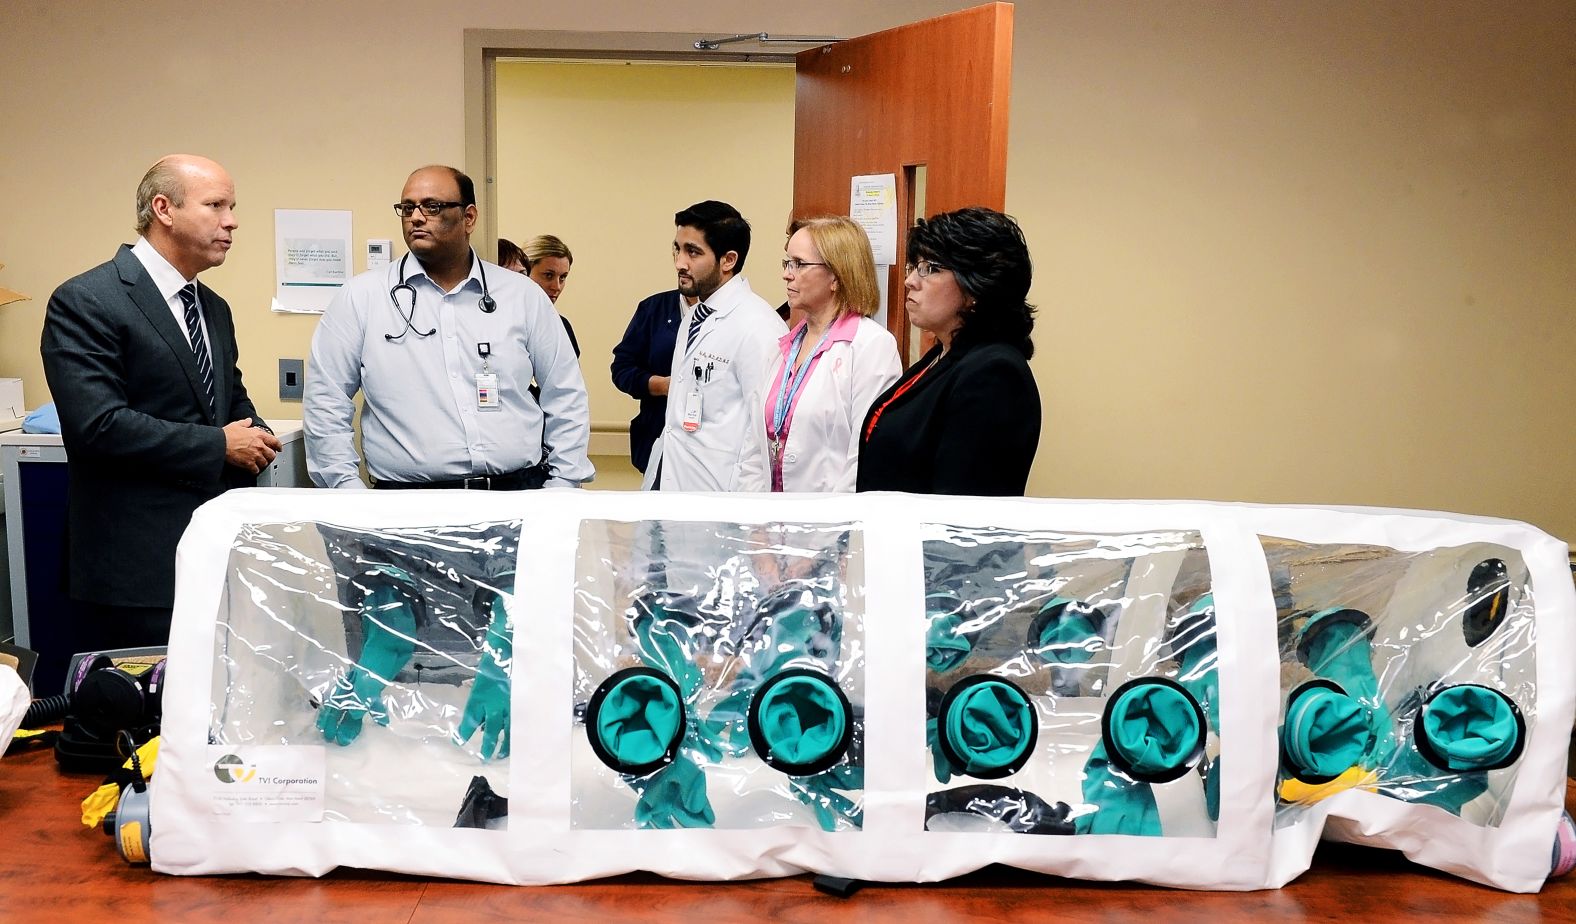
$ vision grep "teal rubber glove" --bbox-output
[456,594,512,760]
[1420,685,1520,772]
[698,687,754,759]
[1298,609,1396,767]
[629,595,706,700]
[596,672,685,769]
[750,670,862,828]
[630,754,716,829]
[1105,682,1202,778]
[1204,758,1221,822]
[1385,686,1520,815]
[1281,685,1373,781]
[943,680,1036,777]
[791,762,865,831]
[1081,681,1201,834]
[754,596,841,680]
[1031,598,1103,665]
[1300,612,1380,700]
[705,589,842,756]
[755,674,847,768]
[1078,741,1161,836]
[927,714,956,784]
[926,590,975,672]
[627,593,732,764]
[587,666,718,827]
[1387,739,1490,815]
[318,575,418,747]
[1172,594,1219,730]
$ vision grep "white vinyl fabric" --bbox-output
[0,664,28,759]
[149,489,1574,891]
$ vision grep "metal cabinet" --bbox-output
[1,421,307,691]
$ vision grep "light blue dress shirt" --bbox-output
[304,251,593,488]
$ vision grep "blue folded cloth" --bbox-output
[22,402,60,434]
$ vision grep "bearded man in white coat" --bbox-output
[649,200,787,492]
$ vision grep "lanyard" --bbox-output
[770,322,835,439]
[864,352,941,442]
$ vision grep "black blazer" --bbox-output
[856,339,1040,496]
[609,289,682,473]
[40,244,265,608]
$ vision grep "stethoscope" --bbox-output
[385,251,496,342]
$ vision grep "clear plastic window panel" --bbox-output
[1263,537,1536,828]
[212,520,522,828]
[920,525,1218,838]
[572,519,864,831]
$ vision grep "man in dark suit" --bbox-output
[610,288,687,473]
[41,154,281,647]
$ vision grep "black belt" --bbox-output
[374,463,550,491]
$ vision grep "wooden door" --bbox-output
[792,2,1014,358]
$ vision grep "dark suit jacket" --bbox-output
[40,244,265,608]
[609,289,681,472]
[856,339,1041,496]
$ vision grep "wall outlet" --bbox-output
[278,358,305,402]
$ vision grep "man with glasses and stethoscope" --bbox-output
[305,164,592,491]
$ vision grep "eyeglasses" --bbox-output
[393,200,464,218]
[781,258,828,274]
[904,260,950,278]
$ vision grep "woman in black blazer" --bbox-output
[856,207,1040,496]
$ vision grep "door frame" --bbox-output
[463,29,799,255]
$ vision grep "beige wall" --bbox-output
[1,1,1571,539]
[494,60,794,433]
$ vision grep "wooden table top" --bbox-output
[2,740,1571,923]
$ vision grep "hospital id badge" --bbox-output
[475,373,501,411]
[681,387,703,432]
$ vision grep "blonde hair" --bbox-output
[135,158,186,236]
[523,234,573,267]
[798,216,880,318]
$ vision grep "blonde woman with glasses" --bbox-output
[761,216,901,492]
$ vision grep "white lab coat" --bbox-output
[764,315,902,493]
[655,274,787,492]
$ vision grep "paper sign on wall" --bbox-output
[849,174,898,265]
[273,209,352,314]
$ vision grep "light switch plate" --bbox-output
[279,358,304,402]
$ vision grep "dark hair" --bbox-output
[675,200,752,274]
[497,238,525,267]
[906,207,1035,358]
[411,165,477,208]
[451,167,477,207]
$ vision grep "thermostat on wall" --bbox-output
[367,239,393,270]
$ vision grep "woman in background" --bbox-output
[522,234,579,356]
[856,207,1040,496]
[497,238,527,273]
[761,216,901,492]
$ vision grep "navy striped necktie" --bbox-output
[178,283,216,415]
[686,302,714,353]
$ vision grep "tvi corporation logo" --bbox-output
[213,753,257,784]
